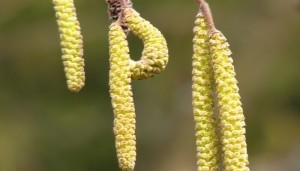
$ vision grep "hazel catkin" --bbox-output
[53,0,85,92]
[192,13,220,171]
[209,31,249,171]
[109,22,136,171]
[123,8,168,80]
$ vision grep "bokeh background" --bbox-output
[0,0,300,170]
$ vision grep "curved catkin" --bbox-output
[209,31,249,171]
[123,8,168,80]
[109,22,136,171]
[192,13,220,171]
[53,0,85,92]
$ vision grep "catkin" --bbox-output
[192,13,220,171]
[53,0,85,92]
[109,22,136,171]
[123,8,168,80]
[209,31,249,171]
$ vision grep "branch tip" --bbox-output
[195,0,216,32]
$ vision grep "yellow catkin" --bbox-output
[192,13,220,171]
[209,31,249,171]
[123,8,168,80]
[53,0,85,92]
[109,22,136,171]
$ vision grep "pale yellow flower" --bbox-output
[53,0,85,92]
[192,13,220,171]
[109,22,136,171]
[123,8,168,80]
[209,31,249,171]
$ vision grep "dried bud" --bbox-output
[106,0,130,34]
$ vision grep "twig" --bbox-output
[120,0,132,9]
[195,0,217,33]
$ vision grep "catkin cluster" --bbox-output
[108,7,168,171]
[53,0,85,92]
[51,0,249,170]
[192,11,249,171]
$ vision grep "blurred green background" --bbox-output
[0,0,300,170]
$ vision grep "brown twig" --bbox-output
[120,0,132,9]
[195,0,217,33]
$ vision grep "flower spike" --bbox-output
[109,22,136,171]
[123,8,169,80]
[209,31,249,171]
[53,0,85,92]
[192,12,220,171]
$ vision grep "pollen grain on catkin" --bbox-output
[53,0,85,92]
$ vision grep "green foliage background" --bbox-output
[0,0,300,170]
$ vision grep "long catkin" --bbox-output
[192,13,220,171]
[209,31,249,171]
[109,22,136,171]
[53,0,85,92]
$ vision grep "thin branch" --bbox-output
[120,0,132,9]
[195,0,205,5]
[195,0,217,33]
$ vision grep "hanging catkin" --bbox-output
[123,8,168,80]
[53,0,85,92]
[109,22,136,171]
[192,12,220,171]
[209,31,249,171]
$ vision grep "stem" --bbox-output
[118,0,132,25]
[120,0,132,8]
[195,0,217,32]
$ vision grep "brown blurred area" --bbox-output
[0,0,300,170]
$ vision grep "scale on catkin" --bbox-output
[108,2,169,170]
[53,0,85,92]
[192,1,249,170]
